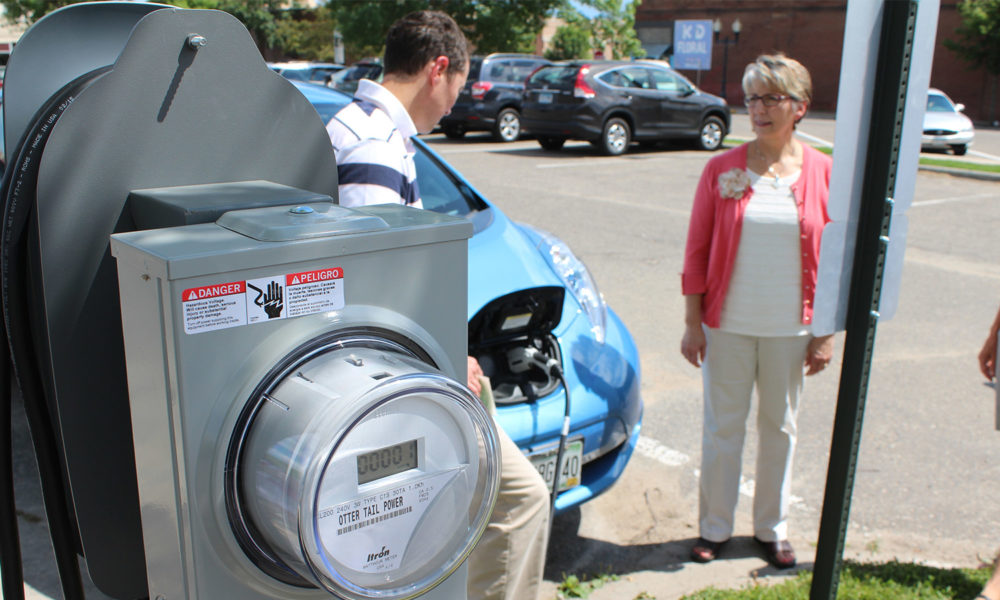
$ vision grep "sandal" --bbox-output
[690,537,728,563]
[754,536,796,569]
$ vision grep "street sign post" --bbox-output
[810,1,939,598]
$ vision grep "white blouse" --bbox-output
[719,170,811,337]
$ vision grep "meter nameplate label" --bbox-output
[318,469,460,573]
[182,268,344,334]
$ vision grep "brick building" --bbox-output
[635,0,998,124]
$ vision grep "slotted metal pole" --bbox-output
[810,2,918,598]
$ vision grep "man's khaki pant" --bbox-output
[467,425,551,600]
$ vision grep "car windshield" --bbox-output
[485,59,545,84]
[926,93,956,113]
[412,142,486,217]
[293,82,484,218]
[527,65,579,88]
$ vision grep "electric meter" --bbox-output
[232,336,499,599]
[111,200,498,600]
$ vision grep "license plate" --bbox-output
[529,439,582,493]
[538,91,553,104]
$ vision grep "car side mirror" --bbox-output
[955,102,966,112]
[681,86,695,97]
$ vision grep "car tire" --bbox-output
[600,117,631,156]
[442,124,467,139]
[697,116,726,151]
[538,136,566,151]
[493,108,521,142]
[951,144,968,156]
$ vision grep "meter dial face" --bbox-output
[229,334,500,600]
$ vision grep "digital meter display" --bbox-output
[357,438,419,485]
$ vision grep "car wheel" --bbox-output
[951,144,968,156]
[697,116,726,151]
[601,117,630,156]
[493,108,521,142]
[537,136,566,151]
[442,123,466,139]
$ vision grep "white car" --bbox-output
[922,88,974,156]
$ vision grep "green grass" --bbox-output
[722,136,1000,175]
[919,156,1000,174]
[556,572,620,598]
[679,560,991,599]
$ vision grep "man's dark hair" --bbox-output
[384,10,469,77]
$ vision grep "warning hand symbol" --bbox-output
[247,281,283,319]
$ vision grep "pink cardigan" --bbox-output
[681,143,832,329]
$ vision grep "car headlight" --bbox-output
[521,224,607,344]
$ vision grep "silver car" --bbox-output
[922,88,974,156]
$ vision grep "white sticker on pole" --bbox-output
[182,281,247,334]
[318,469,460,573]
[182,267,345,334]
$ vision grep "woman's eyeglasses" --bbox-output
[743,94,797,107]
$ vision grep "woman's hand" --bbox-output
[681,324,707,368]
[804,334,834,376]
[979,334,998,381]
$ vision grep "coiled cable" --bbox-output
[0,66,111,600]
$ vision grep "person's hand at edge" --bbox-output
[681,324,706,368]
[804,334,834,376]
[979,333,998,381]
[467,356,484,397]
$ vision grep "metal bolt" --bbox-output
[186,34,207,49]
[289,206,315,215]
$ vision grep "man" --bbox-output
[326,11,551,600]
[328,10,468,209]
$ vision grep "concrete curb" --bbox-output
[918,164,1000,182]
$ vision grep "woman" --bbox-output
[680,53,834,569]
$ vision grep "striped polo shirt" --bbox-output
[326,79,422,208]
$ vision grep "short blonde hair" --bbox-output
[742,53,813,106]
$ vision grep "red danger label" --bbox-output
[287,268,343,286]
[182,281,246,302]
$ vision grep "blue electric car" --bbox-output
[294,81,643,513]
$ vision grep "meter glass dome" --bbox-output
[231,335,500,599]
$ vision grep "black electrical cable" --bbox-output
[548,365,570,527]
[0,66,111,600]
[0,322,21,600]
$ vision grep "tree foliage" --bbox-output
[1,0,287,51]
[944,0,1000,75]
[274,6,338,62]
[545,0,645,61]
[327,0,562,62]
[580,0,644,59]
[546,23,592,60]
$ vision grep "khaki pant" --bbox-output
[699,327,811,543]
[467,425,551,600]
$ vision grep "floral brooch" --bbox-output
[718,168,751,200]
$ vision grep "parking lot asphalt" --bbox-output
[7,114,999,600]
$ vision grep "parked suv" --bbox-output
[440,53,552,142]
[521,60,731,155]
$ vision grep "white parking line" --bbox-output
[796,130,833,147]
[637,435,804,508]
[970,149,1000,162]
[912,192,997,207]
[636,435,690,467]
